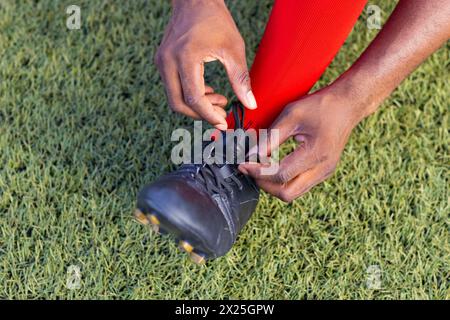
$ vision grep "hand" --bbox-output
[155,0,257,130]
[239,88,363,202]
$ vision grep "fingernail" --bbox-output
[246,91,257,109]
[216,123,228,131]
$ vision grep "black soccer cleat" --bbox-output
[135,103,260,264]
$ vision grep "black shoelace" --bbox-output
[194,103,246,196]
[197,164,243,195]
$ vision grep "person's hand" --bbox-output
[155,0,257,130]
[238,88,364,202]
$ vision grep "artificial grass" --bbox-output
[0,0,448,299]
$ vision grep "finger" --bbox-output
[178,59,228,130]
[239,145,317,183]
[248,108,298,160]
[256,163,333,202]
[204,85,228,107]
[265,110,299,155]
[157,57,201,119]
[214,107,227,119]
[205,85,214,94]
[206,93,228,108]
[221,49,257,110]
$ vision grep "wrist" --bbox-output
[328,70,384,122]
[172,0,224,9]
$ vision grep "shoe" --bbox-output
[134,102,260,264]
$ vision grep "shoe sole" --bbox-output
[134,208,207,265]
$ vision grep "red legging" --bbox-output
[227,0,367,130]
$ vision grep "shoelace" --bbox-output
[194,103,246,196]
[197,164,243,195]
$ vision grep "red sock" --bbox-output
[227,0,367,130]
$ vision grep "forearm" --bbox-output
[333,0,450,120]
[172,0,224,9]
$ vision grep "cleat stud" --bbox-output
[179,240,193,253]
[189,252,206,265]
[134,209,149,225]
[149,214,160,226]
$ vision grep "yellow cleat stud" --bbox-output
[134,209,149,225]
[179,240,194,253]
[149,214,160,226]
[189,252,206,265]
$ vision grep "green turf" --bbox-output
[0,0,448,299]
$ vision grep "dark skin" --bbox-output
[157,0,450,202]
[155,0,257,130]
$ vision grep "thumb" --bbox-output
[260,112,297,158]
[222,53,257,110]
[245,109,296,165]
